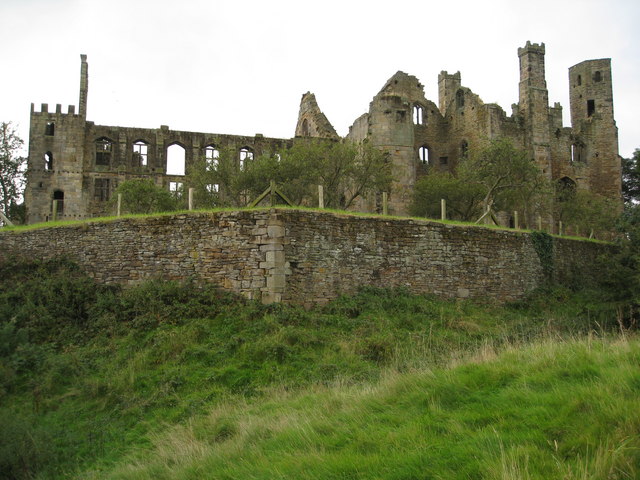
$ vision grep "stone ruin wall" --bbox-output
[0,210,610,306]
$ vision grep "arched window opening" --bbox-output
[239,147,253,170]
[132,141,149,167]
[587,99,595,117]
[301,119,309,137]
[594,71,602,82]
[460,140,469,159]
[205,145,220,170]
[44,152,53,171]
[52,190,64,215]
[169,181,183,197]
[571,144,584,163]
[456,89,465,109]
[95,138,112,166]
[557,177,577,203]
[45,122,55,136]
[412,105,424,125]
[577,75,582,86]
[166,143,186,175]
[418,146,430,165]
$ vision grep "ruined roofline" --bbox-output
[569,58,612,69]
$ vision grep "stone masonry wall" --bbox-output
[0,209,611,305]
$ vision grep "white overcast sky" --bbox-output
[1,0,638,158]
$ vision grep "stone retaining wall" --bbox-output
[0,209,611,305]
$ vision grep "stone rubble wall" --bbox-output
[0,209,611,305]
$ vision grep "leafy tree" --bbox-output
[187,140,392,210]
[555,188,619,239]
[0,122,26,225]
[410,172,484,221]
[622,148,640,205]
[457,138,545,225]
[110,179,178,214]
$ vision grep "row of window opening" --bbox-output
[94,139,256,174]
[417,141,468,165]
[575,71,603,86]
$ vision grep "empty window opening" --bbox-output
[52,190,64,215]
[205,146,219,170]
[439,156,449,165]
[460,140,469,159]
[396,110,406,123]
[456,89,465,109]
[301,119,309,136]
[412,105,424,125]
[44,152,53,171]
[557,177,577,202]
[418,146,430,165]
[587,99,595,117]
[594,71,602,82]
[166,144,186,175]
[132,141,148,167]
[239,147,253,170]
[45,122,55,136]
[577,75,582,86]
[571,144,583,163]
[94,178,110,202]
[169,181,183,197]
[95,138,112,166]
[206,184,219,193]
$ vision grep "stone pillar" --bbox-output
[79,54,88,119]
[258,212,290,303]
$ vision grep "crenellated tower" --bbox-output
[518,41,552,179]
[24,54,90,224]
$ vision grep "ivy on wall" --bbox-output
[531,231,554,281]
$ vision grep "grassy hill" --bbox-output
[0,259,637,479]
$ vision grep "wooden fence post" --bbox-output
[117,193,122,217]
[318,185,324,209]
[514,211,519,230]
[382,192,388,216]
[441,199,446,221]
[52,200,58,222]
[188,188,194,210]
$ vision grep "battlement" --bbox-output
[518,41,545,56]
[438,71,461,81]
[30,103,78,116]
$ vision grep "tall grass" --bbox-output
[88,337,640,480]
[0,259,635,478]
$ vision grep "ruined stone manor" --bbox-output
[24,42,621,224]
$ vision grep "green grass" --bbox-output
[1,205,608,244]
[0,259,634,479]
[87,337,640,480]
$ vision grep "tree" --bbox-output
[457,138,546,225]
[410,172,484,221]
[555,189,618,239]
[110,179,178,214]
[0,122,27,225]
[187,140,392,210]
[622,148,640,205]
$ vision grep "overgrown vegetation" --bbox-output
[0,258,637,479]
[410,138,622,239]
[188,140,392,210]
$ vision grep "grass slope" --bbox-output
[0,259,637,479]
[92,337,640,480]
